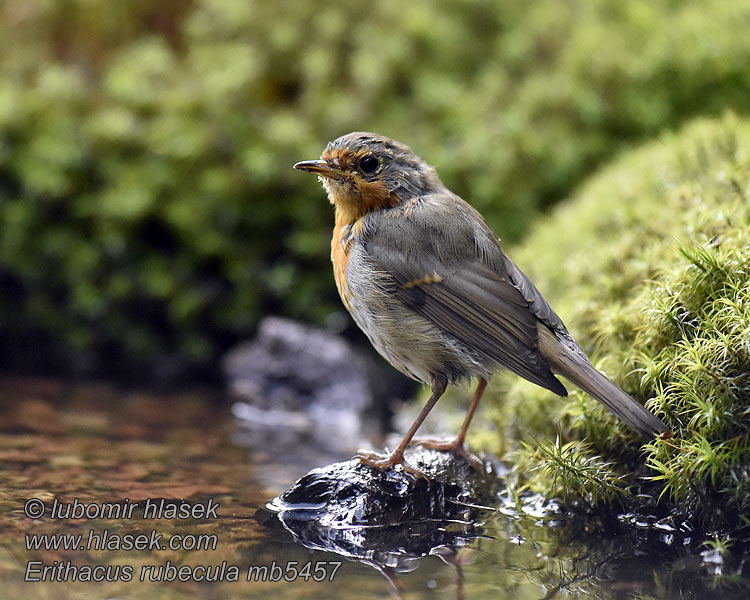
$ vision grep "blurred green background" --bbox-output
[2,0,750,382]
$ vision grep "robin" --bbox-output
[294,132,668,474]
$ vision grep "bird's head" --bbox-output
[294,132,443,221]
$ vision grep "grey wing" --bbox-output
[500,254,569,335]
[363,198,567,396]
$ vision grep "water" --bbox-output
[0,375,747,599]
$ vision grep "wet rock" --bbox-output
[260,447,502,570]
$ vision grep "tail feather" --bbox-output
[537,326,668,438]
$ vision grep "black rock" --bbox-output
[261,447,501,570]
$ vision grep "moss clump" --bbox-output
[479,115,750,533]
[514,437,632,505]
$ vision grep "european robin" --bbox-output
[294,132,668,474]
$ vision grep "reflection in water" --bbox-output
[266,509,479,599]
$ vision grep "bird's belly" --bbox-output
[344,250,491,384]
[348,295,436,383]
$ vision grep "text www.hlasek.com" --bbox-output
[26,529,217,552]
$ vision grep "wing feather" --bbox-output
[363,198,567,396]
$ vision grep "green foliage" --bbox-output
[517,437,631,504]
[482,115,750,531]
[3,0,750,376]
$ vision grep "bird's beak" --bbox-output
[293,160,344,178]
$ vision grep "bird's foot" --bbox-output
[409,436,483,470]
[354,449,428,479]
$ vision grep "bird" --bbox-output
[294,132,669,475]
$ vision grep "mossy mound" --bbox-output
[480,115,750,533]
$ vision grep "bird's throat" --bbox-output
[326,177,399,224]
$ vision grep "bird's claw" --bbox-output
[354,449,429,479]
[409,436,484,470]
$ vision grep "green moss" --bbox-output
[478,115,750,532]
[514,437,632,505]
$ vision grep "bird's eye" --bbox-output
[358,156,380,175]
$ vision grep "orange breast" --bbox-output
[331,218,353,311]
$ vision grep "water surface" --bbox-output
[0,375,746,599]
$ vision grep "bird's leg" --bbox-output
[356,376,447,478]
[410,377,487,467]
